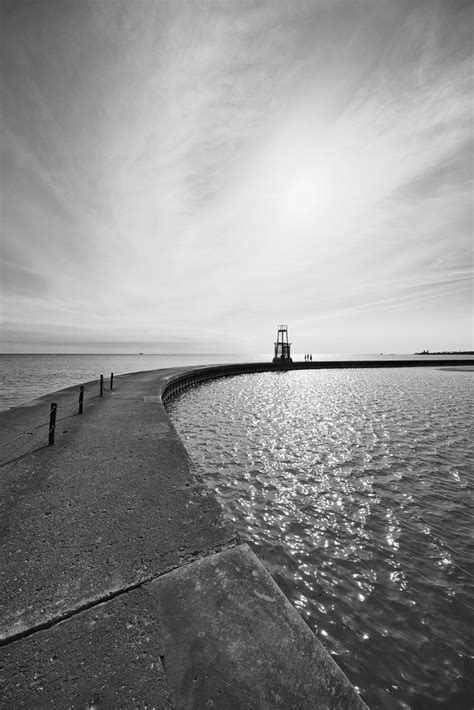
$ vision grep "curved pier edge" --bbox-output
[160,358,474,404]
[3,359,470,708]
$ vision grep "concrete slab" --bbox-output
[0,370,236,641]
[0,588,172,709]
[0,365,374,707]
[148,544,368,709]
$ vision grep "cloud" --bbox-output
[0,0,472,352]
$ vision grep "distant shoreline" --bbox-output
[414,350,474,355]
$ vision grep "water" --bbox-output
[0,353,258,411]
[167,368,474,710]
[0,352,469,412]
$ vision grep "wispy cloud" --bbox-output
[1,0,472,353]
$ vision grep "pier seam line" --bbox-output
[0,537,239,649]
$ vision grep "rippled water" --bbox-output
[167,368,474,709]
[0,353,255,411]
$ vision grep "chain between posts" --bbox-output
[1,373,116,460]
[100,372,114,396]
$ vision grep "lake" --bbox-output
[167,367,474,709]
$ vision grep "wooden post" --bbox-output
[110,372,114,390]
[79,385,84,414]
[100,374,104,397]
[49,403,57,445]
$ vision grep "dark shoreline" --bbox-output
[414,351,474,355]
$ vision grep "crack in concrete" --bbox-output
[0,537,239,648]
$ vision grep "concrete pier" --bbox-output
[1,360,469,707]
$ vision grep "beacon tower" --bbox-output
[273,324,292,363]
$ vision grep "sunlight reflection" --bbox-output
[168,368,473,709]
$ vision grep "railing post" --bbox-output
[110,372,114,390]
[100,374,104,397]
[49,403,57,445]
[79,385,84,414]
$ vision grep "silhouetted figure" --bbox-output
[310,354,312,361]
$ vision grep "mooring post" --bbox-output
[100,374,104,397]
[79,385,84,414]
[49,403,57,445]
[110,372,114,390]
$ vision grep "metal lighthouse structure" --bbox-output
[272,324,292,364]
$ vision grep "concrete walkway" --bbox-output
[0,368,367,708]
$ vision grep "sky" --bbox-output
[1,0,472,355]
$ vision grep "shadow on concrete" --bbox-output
[0,444,49,468]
